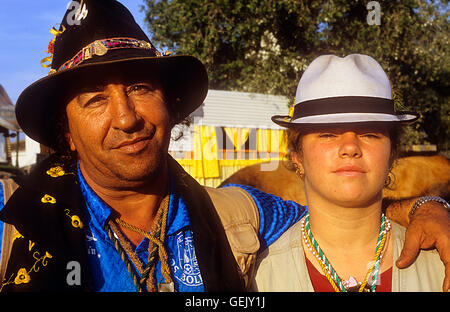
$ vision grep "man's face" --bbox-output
[65,76,172,189]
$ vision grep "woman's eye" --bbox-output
[318,133,336,138]
[361,133,381,139]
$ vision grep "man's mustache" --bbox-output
[106,126,156,150]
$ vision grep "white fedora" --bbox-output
[272,54,418,127]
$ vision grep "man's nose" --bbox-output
[338,132,362,158]
[108,85,141,132]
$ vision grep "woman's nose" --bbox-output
[338,132,362,158]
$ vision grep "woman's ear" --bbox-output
[291,151,305,177]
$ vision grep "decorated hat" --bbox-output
[15,0,208,148]
[272,54,418,128]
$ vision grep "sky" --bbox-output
[0,0,149,105]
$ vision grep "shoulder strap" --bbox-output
[205,186,260,289]
[0,178,19,284]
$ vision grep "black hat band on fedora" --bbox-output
[52,37,161,74]
[292,96,395,120]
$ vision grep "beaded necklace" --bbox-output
[301,212,391,292]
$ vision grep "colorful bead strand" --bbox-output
[301,212,391,292]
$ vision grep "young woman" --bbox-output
[251,54,445,292]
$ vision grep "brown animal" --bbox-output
[219,155,450,205]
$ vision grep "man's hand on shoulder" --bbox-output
[396,200,450,292]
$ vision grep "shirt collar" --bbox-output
[165,180,190,236]
[77,163,190,235]
[77,163,112,229]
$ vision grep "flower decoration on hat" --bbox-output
[40,24,66,73]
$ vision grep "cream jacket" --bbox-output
[251,217,445,292]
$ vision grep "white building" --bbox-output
[169,89,290,186]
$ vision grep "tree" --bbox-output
[143,0,449,150]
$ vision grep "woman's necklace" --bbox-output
[301,212,391,292]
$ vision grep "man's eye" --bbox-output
[128,84,152,95]
[83,94,107,107]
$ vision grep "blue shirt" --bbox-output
[0,173,307,292]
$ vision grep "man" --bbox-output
[0,0,449,292]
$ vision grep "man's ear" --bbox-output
[65,133,76,152]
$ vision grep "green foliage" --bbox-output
[143,0,449,150]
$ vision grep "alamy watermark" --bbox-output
[66,260,81,286]
[66,1,88,26]
[367,1,381,26]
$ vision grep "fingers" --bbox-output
[444,263,450,292]
[431,218,450,292]
[436,237,450,292]
[396,226,421,269]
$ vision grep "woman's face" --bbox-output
[292,124,392,208]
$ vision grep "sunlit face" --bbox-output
[65,77,172,189]
[292,124,392,208]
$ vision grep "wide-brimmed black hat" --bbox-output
[16,0,208,148]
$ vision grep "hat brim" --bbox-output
[16,54,208,148]
[272,112,419,128]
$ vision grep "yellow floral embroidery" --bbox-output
[14,268,30,285]
[71,215,83,229]
[0,248,53,291]
[41,251,52,266]
[12,229,24,243]
[46,166,65,178]
[65,209,83,229]
[41,194,56,204]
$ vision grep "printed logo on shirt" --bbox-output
[86,231,101,258]
[170,231,202,287]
